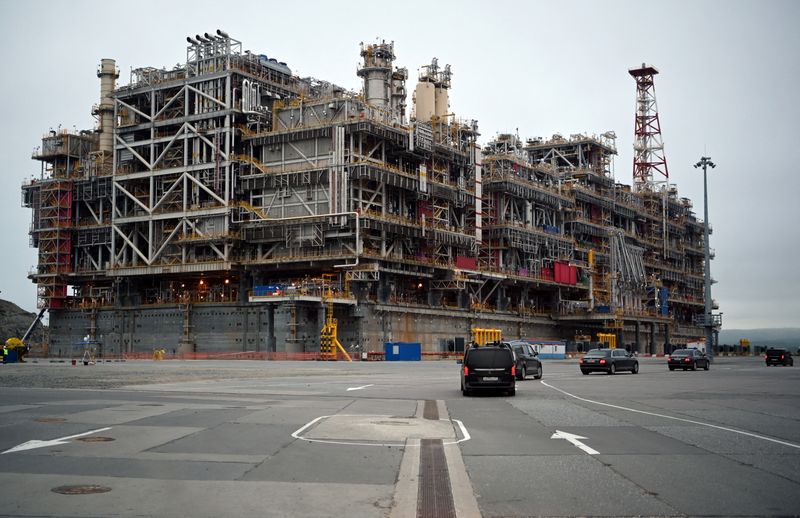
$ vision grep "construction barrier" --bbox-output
[122,351,356,361]
[113,350,464,361]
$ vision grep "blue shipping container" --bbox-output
[384,342,422,361]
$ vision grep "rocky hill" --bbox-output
[0,298,46,344]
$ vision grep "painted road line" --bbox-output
[290,414,471,447]
[2,427,112,454]
[541,380,800,450]
[346,384,374,391]
[551,430,599,455]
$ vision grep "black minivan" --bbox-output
[460,345,516,396]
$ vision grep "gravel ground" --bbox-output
[0,359,366,389]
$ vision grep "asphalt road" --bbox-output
[0,355,798,517]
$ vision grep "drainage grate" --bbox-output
[76,436,115,443]
[423,400,439,420]
[51,485,112,495]
[34,417,66,423]
[417,439,456,518]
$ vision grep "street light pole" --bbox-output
[694,156,716,358]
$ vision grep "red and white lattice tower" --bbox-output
[629,64,668,191]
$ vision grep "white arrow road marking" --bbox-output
[2,427,112,454]
[541,380,800,450]
[551,429,599,455]
[346,384,374,391]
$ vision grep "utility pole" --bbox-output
[694,156,718,358]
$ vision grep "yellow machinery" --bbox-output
[4,337,28,363]
[471,328,502,346]
[597,332,617,349]
[319,274,352,361]
[740,339,750,353]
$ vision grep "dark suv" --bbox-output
[507,341,543,380]
[765,348,794,366]
[460,345,516,396]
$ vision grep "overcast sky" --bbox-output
[1,0,797,329]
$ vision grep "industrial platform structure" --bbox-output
[22,31,718,356]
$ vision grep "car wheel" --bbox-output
[508,388,516,396]
[534,364,543,379]
[608,363,616,375]
[581,369,589,375]
[691,361,697,371]
[669,366,675,371]
[632,362,639,374]
[704,360,710,371]
[517,365,526,380]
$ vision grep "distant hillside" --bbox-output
[0,299,46,343]
[719,328,800,348]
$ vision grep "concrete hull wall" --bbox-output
[48,302,684,356]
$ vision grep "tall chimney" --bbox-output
[97,58,118,154]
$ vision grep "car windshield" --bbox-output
[585,349,610,357]
[671,350,691,356]
[466,348,513,368]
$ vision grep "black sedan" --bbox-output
[580,348,639,375]
[668,348,710,371]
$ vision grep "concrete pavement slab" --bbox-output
[606,453,800,516]
[464,454,677,517]
[0,473,393,518]
[241,440,403,485]
[149,422,296,455]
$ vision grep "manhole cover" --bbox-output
[51,485,112,495]
[138,403,163,407]
[76,436,115,443]
[34,417,66,423]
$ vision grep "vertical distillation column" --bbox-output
[357,41,394,111]
[472,143,482,247]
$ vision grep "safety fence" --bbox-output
[112,350,464,361]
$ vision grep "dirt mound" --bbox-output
[0,298,46,344]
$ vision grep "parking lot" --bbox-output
[1,355,799,517]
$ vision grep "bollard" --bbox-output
[71,359,76,366]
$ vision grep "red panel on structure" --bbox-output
[418,200,432,217]
[455,256,477,270]
[569,266,578,285]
